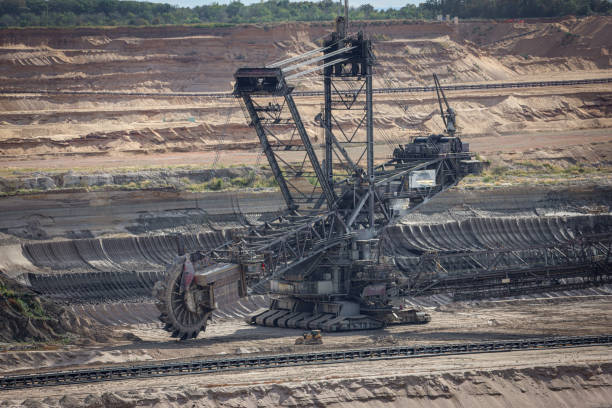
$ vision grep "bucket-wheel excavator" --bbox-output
[153,18,482,340]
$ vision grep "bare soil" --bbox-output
[1,294,610,375]
[1,17,611,172]
[0,292,611,406]
[2,350,612,406]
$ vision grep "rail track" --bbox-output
[1,335,610,390]
[1,78,610,99]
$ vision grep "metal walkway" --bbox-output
[2,77,610,98]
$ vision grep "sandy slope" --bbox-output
[0,17,610,169]
[1,348,610,407]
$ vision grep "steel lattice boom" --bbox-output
[151,19,608,340]
[151,19,486,339]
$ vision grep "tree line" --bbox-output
[0,0,609,28]
[422,0,611,19]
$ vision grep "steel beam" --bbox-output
[240,95,296,211]
[324,67,333,190]
[284,92,336,208]
[366,65,375,229]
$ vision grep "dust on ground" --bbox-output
[1,293,611,407]
[1,293,610,375]
[2,347,610,407]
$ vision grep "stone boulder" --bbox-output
[20,176,56,190]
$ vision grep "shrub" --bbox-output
[206,177,224,191]
[490,166,509,176]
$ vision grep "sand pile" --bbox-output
[496,139,612,168]
[498,16,612,63]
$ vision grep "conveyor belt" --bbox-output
[2,335,610,390]
[2,78,610,98]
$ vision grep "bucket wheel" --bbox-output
[153,256,212,340]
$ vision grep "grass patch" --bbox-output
[231,173,255,188]
[253,175,278,189]
[305,176,320,187]
[490,165,509,176]
[206,177,225,191]
[1,281,50,321]
[184,172,277,192]
[467,161,611,188]
[371,33,391,41]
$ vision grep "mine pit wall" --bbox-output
[386,214,611,255]
[0,185,609,303]
[0,184,608,241]
[14,230,231,302]
[20,214,610,277]
[21,230,228,273]
[11,214,611,304]
[186,363,612,408]
[0,189,286,239]
[412,184,612,215]
[386,214,612,293]
[0,21,457,93]
[2,17,605,95]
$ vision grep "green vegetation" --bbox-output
[0,0,426,28]
[205,177,225,191]
[1,161,609,196]
[0,165,280,196]
[305,175,320,187]
[0,280,50,320]
[422,0,611,19]
[462,161,612,189]
[184,172,278,192]
[486,162,602,178]
[1,0,609,28]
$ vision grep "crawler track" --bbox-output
[2,335,610,390]
[2,78,610,98]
